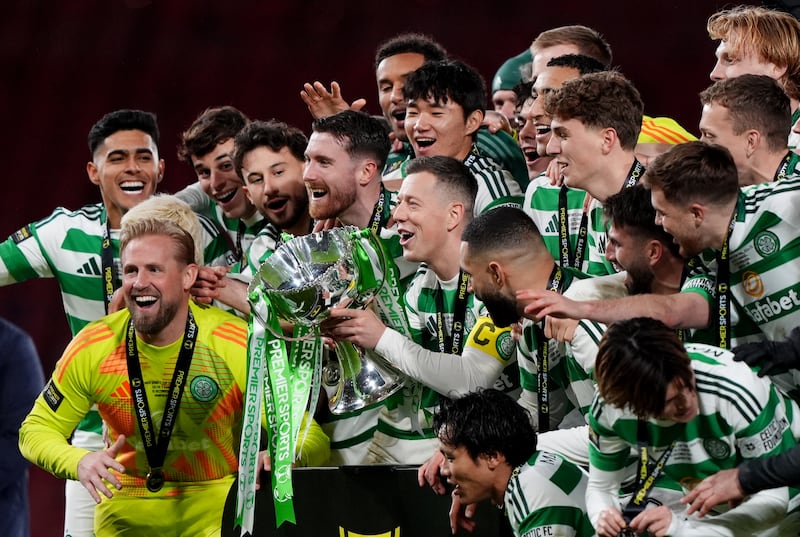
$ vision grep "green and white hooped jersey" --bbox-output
[523,175,617,277]
[374,264,519,463]
[175,181,267,268]
[0,204,116,336]
[517,268,604,430]
[505,450,594,537]
[589,343,800,488]
[404,264,519,396]
[0,203,231,334]
[243,222,282,277]
[682,177,800,344]
[474,127,530,192]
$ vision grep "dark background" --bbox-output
[2,1,758,535]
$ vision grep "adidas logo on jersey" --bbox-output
[596,234,607,255]
[77,257,102,277]
[544,215,559,234]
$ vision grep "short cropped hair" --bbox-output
[120,216,197,268]
[546,53,606,75]
[403,59,487,119]
[88,109,159,157]
[374,33,447,69]
[311,110,391,170]
[232,120,308,180]
[595,317,694,418]
[406,156,478,218]
[120,194,203,265]
[177,106,249,162]
[545,71,643,150]
[532,25,613,68]
[700,74,791,152]
[708,5,800,100]
[643,141,739,208]
[434,388,537,467]
[605,184,680,257]
[461,206,545,260]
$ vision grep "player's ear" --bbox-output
[183,263,199,291]
[87,161,101,186]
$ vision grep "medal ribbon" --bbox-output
[100,212,120,314]
[534,266,565,432]
[623,420,676,521]
[715,208,737,350]
[558,186,590,270]
[434,270,470,355]
[622,159,644,189]
[368,190,387,235]
[774,151,797,182]
[676,256,703,344]
[125,309,197,490]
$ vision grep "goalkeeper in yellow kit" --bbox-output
[20,217,328,536]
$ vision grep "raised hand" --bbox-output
[300,81,367,119]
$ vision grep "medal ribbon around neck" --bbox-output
[434,270,470,355]
[125,309,197,493]
[533,266,565,432]
[100,211,121,314]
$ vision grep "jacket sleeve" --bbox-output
[738,444,800,494]
[18,334,97,480]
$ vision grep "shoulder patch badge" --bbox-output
[11,225,33,244]
[496,331,515,360]
[42,379,64,412]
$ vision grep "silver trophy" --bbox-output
[248,226,405,414]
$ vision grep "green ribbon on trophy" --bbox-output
[236,288,318,533]
[237,226,408,533]
[235,286,265,534]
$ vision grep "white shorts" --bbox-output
[65,428,104,537]
[64,479,95,537]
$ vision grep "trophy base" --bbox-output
[329,342,406,415]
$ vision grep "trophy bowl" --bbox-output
[249,226,405,414]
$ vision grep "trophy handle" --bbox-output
[328,341,405,415]
[351,229,389,299]
[250,304,320,343]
